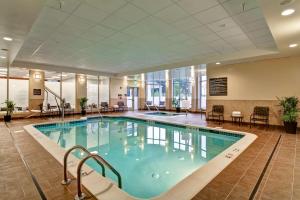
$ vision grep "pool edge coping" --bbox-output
[24,115,257,200]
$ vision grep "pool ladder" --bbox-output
[61,145,122,200]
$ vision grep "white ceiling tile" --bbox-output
[176,0,218,15]
[81,25,116,39]
[167,33,190,42]
[193,5,229,24]
[112,4,149,23]
[154,4,189,23]
[85,0,128,14]
[217,26,244,38]
[130,0,173,14]
[222,0,259,15]
[171,16,202,31]
[73,3,110,23]
[233,7,264,24]
[207,17,237,32]
[46,0,81,13]
[100,15,134,31]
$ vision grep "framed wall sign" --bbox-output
[209,77,227,96]
[33,89,42,95]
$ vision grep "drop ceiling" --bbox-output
[0,0,299,75]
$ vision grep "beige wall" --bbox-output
[29,70,45,110]
[207,56,300,125]
[109,77,127,106]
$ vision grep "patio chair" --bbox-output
[100,102,111,112]
[250,106,269,128]
[117,101,128,112]
[207,105,224,124]
[64,103,74,115]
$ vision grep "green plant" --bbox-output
[3,99,15,116]
[79,97,88,110]
[172,98,180,108]
[277,96,299,122]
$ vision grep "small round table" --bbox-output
[231,115,243,126]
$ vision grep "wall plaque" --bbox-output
[33,89,42,95]
[209,77,227,96]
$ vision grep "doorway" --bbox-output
[127,87,139,111]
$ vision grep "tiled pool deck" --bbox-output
[0,112,298,200]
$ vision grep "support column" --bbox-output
[191,66,197,112]
[165,70,172,110]
[138,73,145,110]
[29,70,45,110]
[6,60,9,101]
[75,74,87,112]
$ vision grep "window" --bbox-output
[0,67,7,106]
[198,66,207,110]
[62,74,76,108]
[99,77,109,104]
[9,68,29,110]
[171,67,192,107]
[87,76,98,106]
[145,71,166,106]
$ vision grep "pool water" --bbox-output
[145,112,182,116]
[36,117,242,199]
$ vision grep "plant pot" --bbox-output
[81,110,86,116]
[176,107,181,113]
[4,115,11,122]
[284,121,297,134]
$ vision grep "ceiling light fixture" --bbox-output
[281,9,295,16]
[0,56,6,59]
[216,62,221,65]
[289,43,298,48]
[3,37,13,41]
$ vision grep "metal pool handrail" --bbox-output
[61,145,105,185]
[75,154,122,200]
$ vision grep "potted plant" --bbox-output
[79,97,88,115]
[3,100,15,122]
[172,99,181,113]
[278,96,299,134]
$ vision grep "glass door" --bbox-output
[127,87,139,111]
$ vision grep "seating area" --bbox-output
[207,105,270,127]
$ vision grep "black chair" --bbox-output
[207,105,224,124]
[100,102,111,112]
[64,103,74,115]
[117,101,128,112]
[250,106,269,128]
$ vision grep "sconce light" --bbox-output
[34,73,41,80]
[79,76,85,83]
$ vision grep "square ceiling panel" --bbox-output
[14,0,278,74]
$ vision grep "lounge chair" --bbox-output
[207,105,224,124]
[64,103,74,115]
[250,106,269,128]
[117,101,128,112]
[100,102,111,112]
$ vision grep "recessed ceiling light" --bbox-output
[3,37,13,41]
[289,43,298,48]
[216,62,221,65]
[0,56,6,59]
[281,9,295,16]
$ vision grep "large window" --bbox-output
[62,74,76,108]
[87,76,98,106]
[145,71,166,106]
[0,67,7,106]
[45,71,61,107]
[99,77,109,104]
[9,68,29,110]
[198,66,207,110]
[172,67,192,107]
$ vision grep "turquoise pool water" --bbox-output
[36,117,242,199]
[145,112,182,116]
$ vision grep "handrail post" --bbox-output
[61,145,105,185]
[75,154,122,200]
